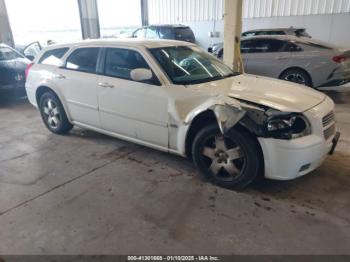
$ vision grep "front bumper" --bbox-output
[258,96,338,180]
[258,133,339,180]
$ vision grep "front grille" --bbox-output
[322,111,335,127]
[324,124,336,141]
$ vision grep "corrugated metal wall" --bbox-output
[148,0,350,23]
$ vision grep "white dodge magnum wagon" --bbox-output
[25,39,340,189]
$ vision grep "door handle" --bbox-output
[57,74,66,79]
[98,82,114,88]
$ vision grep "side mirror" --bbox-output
[130,68,153,82]
[25,55,35,61]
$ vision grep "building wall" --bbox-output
[148,0,350,49]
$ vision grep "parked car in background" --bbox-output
[0,43,31,96]
[208,27,311,53]
[132,25,196,43]
[209,35,350,88]
[26,39,339,189]
[242,27,311,38]
[15,41,42,61]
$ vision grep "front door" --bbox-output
[98,47,169,148]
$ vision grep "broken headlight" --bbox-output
[266,114,311,140]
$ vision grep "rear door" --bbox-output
[55,47,101,127]
[242,38,290,78]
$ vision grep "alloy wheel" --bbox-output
[201,135,246,182]
[42,98,61,129]
[284,73,306,85]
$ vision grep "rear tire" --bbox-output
[192,124,262,190]
[39,91,73,134]
[280,68,312,87]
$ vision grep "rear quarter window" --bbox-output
[39,48,69,66]
[175,28,194,40]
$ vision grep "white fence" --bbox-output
[148,0,350,23]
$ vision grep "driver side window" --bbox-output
[104,48,159,85]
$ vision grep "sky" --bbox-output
[5,0,141,32]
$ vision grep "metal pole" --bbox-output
[223,0,243,73]
[0,0,15,47]
[141,0,149,26]
[77,0,101,39]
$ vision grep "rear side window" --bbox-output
[285,42,303,52]
[66,48,100,73]
[175,28,194,41]
[104,48,151,81]
[258,31,285,36]
[243,31,285,37]
[146,28,159,39]
[0,47,22,61]
[241,39,286,53]
[39,48,69,66]
[158,27,174,39]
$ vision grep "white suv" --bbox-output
[25,39,340,189]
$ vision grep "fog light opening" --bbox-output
[299,164,311,173]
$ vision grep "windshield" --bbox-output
[149,46,236,85]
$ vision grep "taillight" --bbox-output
[332,55,348,63]
[25,63,34,79]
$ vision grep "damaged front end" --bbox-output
[233,99,312,140]
[199,97,311,140]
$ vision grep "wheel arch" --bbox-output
[185,110,218,159]
[278,67,313,87]
[35,86,72,122]
[184,109,265,170]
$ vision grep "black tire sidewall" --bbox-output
[192,124,261,189]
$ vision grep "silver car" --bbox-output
[242,27,311,38]
[210,35,350,88]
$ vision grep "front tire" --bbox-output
[39,91,73,134]
[192,124,262,189]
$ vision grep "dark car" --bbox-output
[132,25,196,43]
[0,43,31,95]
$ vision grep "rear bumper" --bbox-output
[320,66,350,87]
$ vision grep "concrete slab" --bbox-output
[0,90,349,255]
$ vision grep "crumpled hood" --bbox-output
[187,74,326,112]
